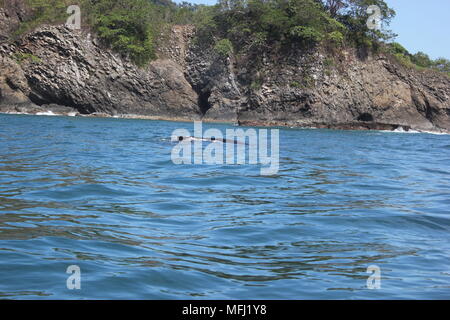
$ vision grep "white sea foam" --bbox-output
[36,111,56,116]
[2,111,26,115]
[380,128,449,135]
[419,130,449,135]
[393,127,421,133]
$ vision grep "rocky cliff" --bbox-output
[1,3,449,132]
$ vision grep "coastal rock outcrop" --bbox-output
[1,4,449,132]
[1,25,201,120]
[0,0,32,42]
[185,39,450,132]
[234,49,450,132]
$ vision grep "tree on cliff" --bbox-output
[196,0,397,53]
[3,0,447,76]
[320,0,395,23]
[322,0,347,16]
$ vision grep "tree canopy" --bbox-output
[3,0,447,75]
[193,0,398,56]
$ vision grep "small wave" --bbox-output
[1,111,27,115]
[380,128,449,135]
[387,127,422,134]
[394,127,410,133]
[35,111,56,116]
[418,130,449,135]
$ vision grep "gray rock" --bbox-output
[1,24,201,120]
[0,5,449,132]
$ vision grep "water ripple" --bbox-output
[0,114,449,299]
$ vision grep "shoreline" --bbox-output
[2,110,449,135]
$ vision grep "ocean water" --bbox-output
[0,113,449,299]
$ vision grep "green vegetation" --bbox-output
[88,0,161,65]
[302,73,315,88]
[326,31,344,47]
[12,52,42,64]
[12,0,200,66]
[2,0,447,76]
[214,38,234,57]
[291,74,315,89]
[195,0,395,52]
[323,57,335,68]
[387,42,450,76]
[12,0,71,37]
[290,81,301,88]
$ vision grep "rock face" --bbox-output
[1,4,449,132]
[235,49,450,132]
[185,39,450,132]
[0,0,32,41]
[1,26,201,119]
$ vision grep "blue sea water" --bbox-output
[0,113,449,299]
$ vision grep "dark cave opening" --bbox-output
[357,112,374,122]
[198,89,212,116]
